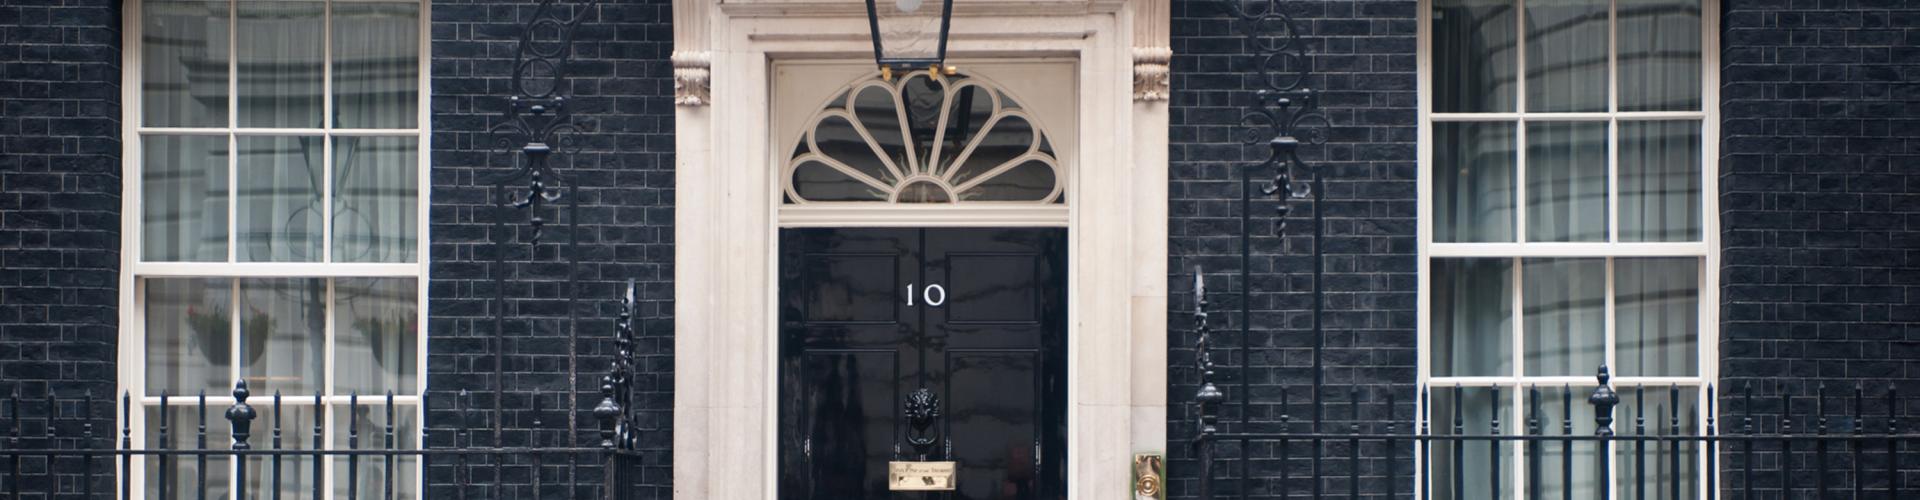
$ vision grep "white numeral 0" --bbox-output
[906,283,947,307]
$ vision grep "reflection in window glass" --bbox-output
[333,1,421,129]
[334,278,419,395]
[145,278,234,396]
[1620,121,1702,242]
[237,0,324,128]
[1434,122,1516,242]
[241,278,326,395]
[237,136,324,262]
[1432,0,1517,112]
[333,137,420,263]
[1522,258,1605,376]
[1432,259,1514,377]
[141,0,229,128]
[1525,0,1609,112]
[1615,258,1698,377]
[1526,122,1607,242]
[1618,0,1702,111]
[1430,387,1515,500]
[142,135,230,262]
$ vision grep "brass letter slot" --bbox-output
[888,461,957,491]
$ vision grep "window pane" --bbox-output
[143,135,230,262]
[1525,0,1608,112]
[1614,386,1700,499]
[240,403,317,500]
[241,278,325,395]
[1522,258,1605,376]
[1615,258,1698,377]
[333,404,420,500]
[334,278,418,395]
[145,405,232,498]
[1429,387,1514,500]
[237,0,324,128]
[1526,122,1607,242]
[333,137,419,262]
[1528,385,1604,499]
[145,278,234,396]
[1432,0,1518,112]
[1434,122,1516,242]
[1618,0,1702,111]
[333,1,421,129]
[1619,121,1702,241]
[1432,258,1513,377]
[238,136,323,262]
[142,0,229,128]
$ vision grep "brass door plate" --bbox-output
[1133,453,1165,500]
[888,461,957,491]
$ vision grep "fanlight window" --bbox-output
[784,72,1063,204]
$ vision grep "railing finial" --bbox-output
[1589,365,1619,436]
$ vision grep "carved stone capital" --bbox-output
[1132,46,1172,102]
[672,51,712,107]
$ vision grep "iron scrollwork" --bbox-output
[490,0,600,246]
[1191,0,1333,498]
[1221,0,1330,233]
[596,280,644,452]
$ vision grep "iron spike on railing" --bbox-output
[196,391,207,500]
[533,390,546,499]
[8,386,19,500]
[313,391,324,500]
[1779,383,1793,498]
[1385,391,1397,500]
[1853,383,1863,500]
[1635,386,1646,500]
[228,381,256,500]
[458,390,471,500]
[1890,383,1900,498]
[1418,386,1430,500]
[1817,383,1829,498]
[1279,386,1290,496]
[122,391,132,500]
[85,390,95,498]
[1489,386,1501,500]
[1451,384,1463,500]
[273,391,283,500]
[1527,385,1540,500]
[1706,384,1717,498]
[348,392,361,500]
[1590,366,1619,500]
[1561,385,1572,500]
[160,390,171,500]
[1667,384,1680,500]
[385,391,397,500]
[1742,383,1754,500]
[43,390,55,497]
[1348,388,1359,500]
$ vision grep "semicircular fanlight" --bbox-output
[784,72,1063,204]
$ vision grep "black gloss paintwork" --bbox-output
[778,228,1068,500]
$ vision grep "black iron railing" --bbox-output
[0,382,644,499]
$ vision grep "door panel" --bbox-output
[779,228,1066,500]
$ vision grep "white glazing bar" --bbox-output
[1427,242,1710,258]
[1429,111,1708,122]
[130,262,422,277]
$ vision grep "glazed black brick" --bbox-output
[1719,0,1920,496]
[428,0,675,497]
[1166,0,1419,498]
[0,0,123,496]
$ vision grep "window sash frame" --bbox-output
[1416,0,1721,497]
[119,0,431,498]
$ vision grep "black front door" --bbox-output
[778,228,1067,500]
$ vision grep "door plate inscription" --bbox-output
[888,461,957,491]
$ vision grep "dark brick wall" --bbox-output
[1165,0,1420,497]
[427,0,674,496]
[0,0,122,495]
[1719,0,1920,495]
